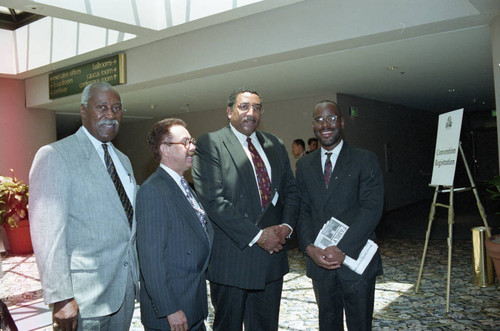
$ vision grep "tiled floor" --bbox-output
[1,238,499,330]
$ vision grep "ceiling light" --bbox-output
[387,66,398,71]
[448,88,456,93]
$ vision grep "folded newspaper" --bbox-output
[313,217,378,274]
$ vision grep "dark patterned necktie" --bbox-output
[324,152,333,189]
[180,177,208,232]
[102,144,133,228]
[247,138,271,209]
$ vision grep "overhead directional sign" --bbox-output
[49,54,126,99]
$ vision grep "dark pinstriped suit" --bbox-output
[192,125,298,330]
[296,143,384,330]
[136,167,213,330]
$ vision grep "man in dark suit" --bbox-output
[192,87,298,331]
[136,118,213,331]
[296,100,384,331]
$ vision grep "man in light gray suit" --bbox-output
[136,118,213,331]
[29,82,139,331]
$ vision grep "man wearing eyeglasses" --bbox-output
[136,118,213,331]
[296,100,384,330]
[29,82,139,331]
[192,87,298,331]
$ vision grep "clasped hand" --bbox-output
[306,245,345,270]
[257,225,290,253]
[52,298,79,331]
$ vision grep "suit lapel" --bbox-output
[328,143,351,191]
[308,150,326,192]
[75,128,129,226]
[158,169,211,245]
[221,126,261,208]
[257,131,279,192]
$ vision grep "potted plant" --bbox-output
[0,169,32,254]
[484,175,500,281]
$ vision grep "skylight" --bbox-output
[0,0,265,75]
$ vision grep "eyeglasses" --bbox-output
[163,137,196,149]
[95,104,124,114]
[236,103,264,114]
[313,115,338,126]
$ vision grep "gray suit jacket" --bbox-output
[192,125,298,290]
[296,143,384,280]
[29,127,139,318]
[136,167,213,330]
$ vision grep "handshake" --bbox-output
[257,224,291,254]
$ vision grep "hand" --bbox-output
[52,298,79,331]
[324,245,346,264]
[275,224,292,243]
[167,310,188,331]
[305,245,343,270]
[257,225,285,253]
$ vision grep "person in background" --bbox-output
[307,137,319,154]
[192,87,298,331]
[296,100,384,331]
[292,139,306,159]
[29,82,139,331]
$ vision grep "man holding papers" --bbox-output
[296,100,384,331]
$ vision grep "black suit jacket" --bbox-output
[296,143,384,281]
[136,167,213,330]
[192,125,298,290]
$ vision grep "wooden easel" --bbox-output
[414,143,490,313]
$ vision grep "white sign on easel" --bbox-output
[430,108,463,186]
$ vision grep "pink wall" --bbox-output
[0,78,56,183]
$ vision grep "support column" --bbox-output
[491,15,500,173]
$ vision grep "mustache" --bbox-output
[98,119,119,126]
[242,116,257,123]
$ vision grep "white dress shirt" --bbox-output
[82,126,135,204]
[321,139,344,174]
[229,124,292,246]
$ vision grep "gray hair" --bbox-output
[81,82,120,107]
[227,86,262,108]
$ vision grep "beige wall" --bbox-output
[337,93,437,210]
[115,94,333,184]
[0,78,56,182]
[116,92,437,211]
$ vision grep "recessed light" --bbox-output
[387,66,398,71]
[24,4,43,11]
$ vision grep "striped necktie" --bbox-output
[102,144,133,228]
[324,152,333,189]
[247,138,271,209]
[180,177,208,232]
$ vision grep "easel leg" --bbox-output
[459,144,491,236]
[416,186,439,293]
[446,187,454,313]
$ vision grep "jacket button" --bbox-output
[123,262,128,266]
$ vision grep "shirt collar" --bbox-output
[159,163,183,184]
[82,126,114,151]
[321,139,343,157]
[229,123,257,145]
